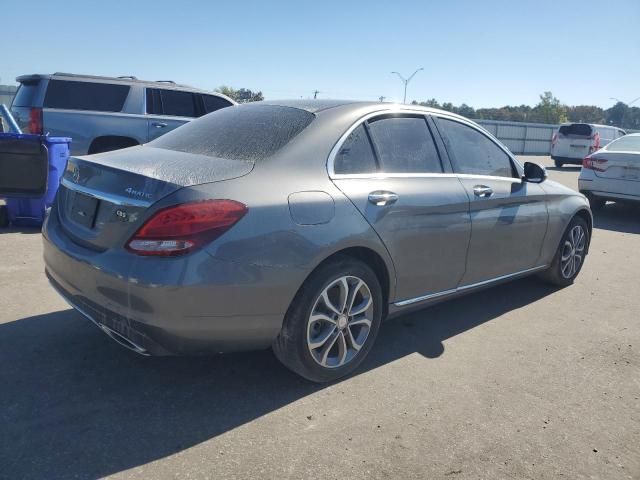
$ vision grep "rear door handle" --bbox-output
[473,185,493,198]
[151,122,167,128]
[368,191,399,206]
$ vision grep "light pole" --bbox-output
[391,68,423,104]
[609,96,640,106]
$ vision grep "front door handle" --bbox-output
[152,122,167,128]
[473,185,493,198]
[368,191,399,206]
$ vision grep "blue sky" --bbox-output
[2,0,638,108]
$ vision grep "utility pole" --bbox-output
[313,90,320,99]
[379,96,386,102]
[391,68,424,104]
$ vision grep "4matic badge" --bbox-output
[124,187,152,199]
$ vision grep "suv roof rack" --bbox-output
[117,75,138,80]
[155,80,176,84]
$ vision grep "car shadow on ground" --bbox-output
[0,226,42,235]
[592,202,640,234]
[546,166,581,172]
[0,277,557,479]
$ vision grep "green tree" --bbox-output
[531,91,567,124]
[215,86,264,103]
[566,105,605,124]
[605,102,628,127]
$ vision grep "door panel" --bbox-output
[147,116,189,141]
[456,176,548,285]
[334,177,471,301]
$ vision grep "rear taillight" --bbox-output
[551,133,558,147]
[588,131,601,153]
[29,108,43,134]
[126,199,248,256]
[583,156,608,172]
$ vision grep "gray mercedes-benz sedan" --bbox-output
[41,100,592,382]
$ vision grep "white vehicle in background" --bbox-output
[551,123,626,167]
[579,133,640,209]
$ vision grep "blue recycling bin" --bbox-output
[0,134,71,227]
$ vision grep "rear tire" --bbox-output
[554,160,563,168]
[0,205,9,228]
[273,256,383,383]
[539,216,590,287]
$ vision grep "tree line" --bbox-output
[412,92,640,129]
[216,86,640,130]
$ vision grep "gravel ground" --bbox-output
[0,156,638,480]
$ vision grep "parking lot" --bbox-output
[0,156,638,479]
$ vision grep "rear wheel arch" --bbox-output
[303,247,394,317]
[88,135,139,154]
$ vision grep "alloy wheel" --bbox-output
[306,276,374,369]
[560,225,586,279]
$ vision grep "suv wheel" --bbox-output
[273,256,383,383]
[539,216,590,287]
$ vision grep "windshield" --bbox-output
[150,104,315,161]
[605,135,640,152]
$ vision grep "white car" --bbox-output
[579,133,640,209]
[551,123,626,167]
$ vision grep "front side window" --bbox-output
[333,125,377,174]
[44,80,130,112]
[368,116,442,173]
[437,118,514,178]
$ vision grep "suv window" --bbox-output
[150,104,314,161]
[334,125,377,174]
[43,80,129,112]
[159,89,197,117]
[13,81,41,107]
[203,94,233,114]
[437,118,514,178]
[368,116,442,173]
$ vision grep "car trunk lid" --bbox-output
[592,151,640,182]
[57,145,254,250]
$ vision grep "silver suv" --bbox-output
[10,72,235,155]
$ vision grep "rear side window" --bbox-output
[558,123,593,137]
[437,118,514,178]
[605,135,640,153]
[150,104,314,161]
[159,89,197,117]
[368,116,442,173]
[13,82,41,107]
[44,80,129,112]
[203,94,233,114]
[334,125,377,174]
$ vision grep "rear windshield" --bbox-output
[44,80,130,112]
[12,82,41,107]
[558,123,593,137]
[605,135,640,152]
[150,104,315,161]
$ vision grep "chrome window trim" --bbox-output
[60,177,153,208]
[394,265,547,307]
[327,107,524,179]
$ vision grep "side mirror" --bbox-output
[523,161,547,183]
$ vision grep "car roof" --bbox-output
[15,72,216,94]
[259,99,471,120]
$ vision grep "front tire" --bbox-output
[273,256,383,383]
[539,216,590,287]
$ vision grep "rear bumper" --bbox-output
[42,210,293,355]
